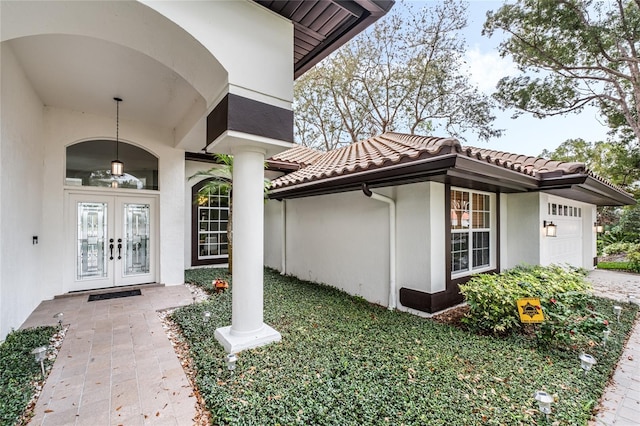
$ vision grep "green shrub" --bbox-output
[0,326,56,425]
[602,242,640,256]
[459,265,592,343]
[627,251,640,273]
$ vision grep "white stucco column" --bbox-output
[215,145,281,353]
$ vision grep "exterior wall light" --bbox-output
[594,222,604,233]
[534,390,554,415]
[579,353,597,374]
[226,353,238,372]
[32,346,47,376]
[543,220,557,237]
[614,305,622,322]
[203,311,211,323]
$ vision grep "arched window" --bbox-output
[66,140,159,190]
[191,178,229,266]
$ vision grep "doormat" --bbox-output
[88,289,142,302]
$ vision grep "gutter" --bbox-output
[362,183,396,310]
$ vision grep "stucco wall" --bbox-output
[502,192,541,269]
[0,44,45,339]
[142,0,293,108]
[274,190,391,306]
[264,182,449,309]
[264,199,284,272]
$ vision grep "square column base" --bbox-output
[214,324,281,354]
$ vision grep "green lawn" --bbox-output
[174,268,638,425]
[597,261,635,272]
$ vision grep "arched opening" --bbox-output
[66,140,159,190]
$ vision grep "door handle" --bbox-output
[117,238,122,260]
[109,238,114,260]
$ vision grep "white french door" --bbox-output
[67,192,157,291]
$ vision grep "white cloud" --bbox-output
[464,46,518,93]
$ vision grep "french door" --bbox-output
[67,193,157,291]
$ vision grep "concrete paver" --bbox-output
[21,285,196,426]
[589,270,640,426]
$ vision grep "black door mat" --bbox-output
[88,289,142,302]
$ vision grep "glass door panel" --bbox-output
[77,202,108,280]
[68,193,156,291]
[123,203,150,276]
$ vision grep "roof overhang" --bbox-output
[254,0,395,79]
[269,154,636,206]
[539,175,636,206]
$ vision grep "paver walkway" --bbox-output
[20,285,197,425]
[588,270,640,426]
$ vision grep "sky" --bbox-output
[412,0,612,157]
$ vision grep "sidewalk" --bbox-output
[588,270,640,426]
[21,285,197,425]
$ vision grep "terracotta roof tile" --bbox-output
[270,132,460,189]
[269,144,323,167]
[461,146,587,176]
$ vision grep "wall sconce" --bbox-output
[534,390,554,415]
[594,222,604,233]
[579,353,597,375]
[543,220,557,237]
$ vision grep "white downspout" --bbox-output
[362,184,396,310]
[281,199,287,275]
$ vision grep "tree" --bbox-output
[294,0,502,151]
[484,0,640,142]
[189,154,270,275]
[541,138,640,193]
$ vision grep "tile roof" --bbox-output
[268,144,323,168]
[270,132,592,189]
[461,146,586,176]
[270,133,459,189]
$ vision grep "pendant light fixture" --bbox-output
[111,97,124,177]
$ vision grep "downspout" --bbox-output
[281,199,287,275]
[362,183,396,310]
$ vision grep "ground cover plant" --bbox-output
[174,268,638,425]
[0,326,57,425]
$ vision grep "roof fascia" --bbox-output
[269,154,458,199]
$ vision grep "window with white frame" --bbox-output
[450,189,494,276]
[196,186,229,261]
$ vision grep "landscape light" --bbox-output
[603,329,611,347]
[614,305,622,322]
[31,346,47,376]
[579,353,597,375]
[534,390,554,415]
[226,353,237,372]
[53,312,64,327]
[202,311,211,323]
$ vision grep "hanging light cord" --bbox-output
[114,97,122,160]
